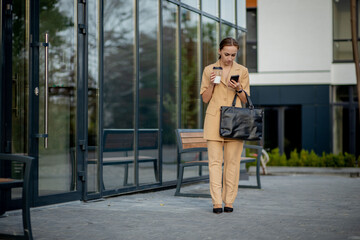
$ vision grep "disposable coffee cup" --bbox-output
[213,67,223,84]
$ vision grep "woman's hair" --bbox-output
[219,37,239,59]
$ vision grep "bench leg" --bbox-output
[22,195,33,240]
[0,189,8,216]
[153,160,159,182]
[123,164,129,186]
[174,165,211,198]
[255,156,261,189]
[174,165,185,196]
[238,158,262,189]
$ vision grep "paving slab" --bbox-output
[0,175,360,240]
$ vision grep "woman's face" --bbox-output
[218,46,238,66]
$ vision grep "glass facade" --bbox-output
[98,0,246,194]
[0,0,247,206]
[162,1,178,182]
[139,0,159,185]
[103,0,135,189]
[101,0,246,195]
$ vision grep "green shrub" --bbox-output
[265,148,358,168]
[344,153,356,167]
[267,148,287,166]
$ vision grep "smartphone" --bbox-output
[230,75,239,82]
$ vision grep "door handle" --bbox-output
[44,33,49,148]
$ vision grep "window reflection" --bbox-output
[162,1,178,182]
[202,16,219,68]
[139,0,159,184]
[181,9,200,129]
[103,0,135,189]
[38,0,77,195]
[202,0,218,17]
[221,23,236,39]
[87,0,100,194]
[103,0,134,129]
[181,0,199,9]
[221,0,235,24]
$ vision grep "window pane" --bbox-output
[221,0,235,23]
[87,0,101,194]
[221,23,235,40]
[354,85,358,102]
[182,0,199,9]
[333,41,353,61]
[103,0,134,188]
[202,0,218,17]
[162,1,178,182]
[202,16,219,68]
[181,9,200,129]
[334,85,350,102]
[237,0,246,28]
[284,106,302,156]
[237,30,246,66]
[264,108,279,150]
[333,105,348,154]
[333,0,351,39]
[246,9,257,41]
[139,0,159,185]
[246,9,257,72]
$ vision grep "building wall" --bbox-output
[252,0,333,85]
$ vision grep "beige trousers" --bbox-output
[207,140,244,205]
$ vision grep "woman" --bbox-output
[200,37,249,214]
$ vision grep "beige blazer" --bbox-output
[200,60,250,141]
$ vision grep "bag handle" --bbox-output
[231,90,254,109]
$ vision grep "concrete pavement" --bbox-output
[0,174,360,240]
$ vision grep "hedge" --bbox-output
[247,148,359,168]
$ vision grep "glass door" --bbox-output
[0,0,30,212]
[36,0,79,197]
[1,0,30,156]
[2,0,93,206]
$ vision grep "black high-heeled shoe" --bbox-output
[213,208,223,214]
[224,207,233,213]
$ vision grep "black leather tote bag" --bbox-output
[220,91,263,140]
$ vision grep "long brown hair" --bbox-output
[219,37,239,59]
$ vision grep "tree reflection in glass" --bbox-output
[181,9,200,129]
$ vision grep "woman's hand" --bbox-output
[228,79,241,92]
[202,72,216,103]
[229,79,247,103]
[210,72,216,85]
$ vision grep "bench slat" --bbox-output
[181,137,206,144]
[180,157,254,166]
[180,132,203,138]
[183,142,207,149]
[0,178,18,183]
[88,156,157,165]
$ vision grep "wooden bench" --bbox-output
[89,129,159,187]
[174,129,262,197]
[0,154,34,240]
